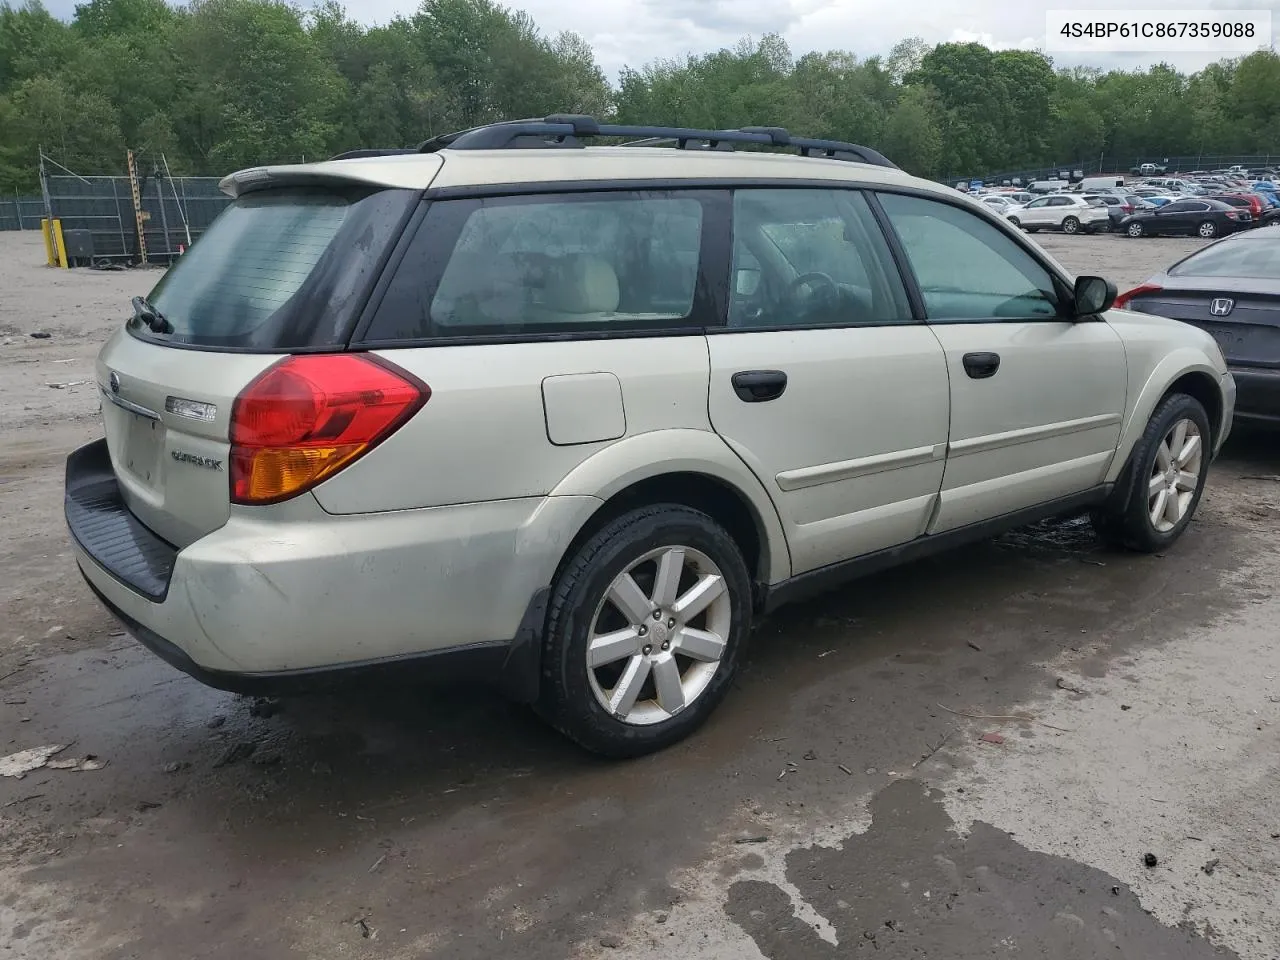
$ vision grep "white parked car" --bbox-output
[65,116,1235,757]
[1006,194,1112,234]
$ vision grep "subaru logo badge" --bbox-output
[109,371,121,394]
[1210,298,1234,317]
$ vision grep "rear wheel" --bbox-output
[1092,393,1211,553]
[1062,216,1080,234]
[1007,216,1021,228]
[539,504,752,757]
[1198,220,1218,239]
[1127,221,1144,237]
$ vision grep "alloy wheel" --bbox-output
[586,546,732,725]
[1148,418,1203,533]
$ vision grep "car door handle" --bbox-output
[731,370,788,402]
[962,352,1001,379]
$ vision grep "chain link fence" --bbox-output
[946,154,1280,187]
[40,173,231,265]
[0,195,46,231]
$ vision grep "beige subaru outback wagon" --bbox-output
[66,116,1235,757]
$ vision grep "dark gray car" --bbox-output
[1116,229,1280,425]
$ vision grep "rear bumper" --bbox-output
[66,438,600,698]
[1230,366,1280,424]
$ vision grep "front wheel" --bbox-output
[539,504,753,757]
[1092,393,1212,553]
[1062,216,1080,234]
[1007,216,1021,228]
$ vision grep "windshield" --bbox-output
[1170,236,1280,280]
[138,186,416,350]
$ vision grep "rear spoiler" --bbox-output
[219,154,444,198]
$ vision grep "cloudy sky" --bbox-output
[42,0,1279,81]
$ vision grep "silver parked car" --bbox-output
[67,116,1235,757]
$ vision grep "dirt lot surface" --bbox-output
[3,229,1278,960]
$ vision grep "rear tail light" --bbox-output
[230,355,429,505]
[1227,210,1242,219]
[1114,283,1162,310]
[1122,204,1133,213]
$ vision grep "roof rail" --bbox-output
[415,115,898,169]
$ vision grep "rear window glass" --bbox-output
[1171,237,1280,279]
[137,186,415,350]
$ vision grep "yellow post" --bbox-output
[41,218,56,266]
[52,218,69,269]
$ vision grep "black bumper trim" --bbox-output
[80,571,548,701]
[1230,366,1280,423]
[65,438,178,601]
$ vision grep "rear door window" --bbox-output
[140,186,417,350]
[361,191,718,342]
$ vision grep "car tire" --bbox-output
[538,504,753,758]
[1007,216,1020,228]
[1126,222,1144,237]
[1091,393,1212,553]
[1062,216,1080,234]
[1025,226,1039,233]
[1198,220,1217,238]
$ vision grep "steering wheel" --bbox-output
[787,272,840,312]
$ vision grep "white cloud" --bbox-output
[39,0,1280,82]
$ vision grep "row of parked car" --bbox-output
[974,175,1280,239]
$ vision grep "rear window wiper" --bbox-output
[132,296,173,335]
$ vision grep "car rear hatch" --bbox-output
[82,164,433,552]
[1133,278,1280,369]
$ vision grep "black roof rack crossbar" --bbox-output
[415,115,898,169]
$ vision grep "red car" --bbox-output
[1212,193,1265,223]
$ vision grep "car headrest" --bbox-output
[544,254,620,314]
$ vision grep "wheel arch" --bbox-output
[1107,354,1226,485]
[547,429,791,590]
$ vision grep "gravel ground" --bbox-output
[2,228,1277,960]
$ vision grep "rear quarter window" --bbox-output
[360,190,721,342]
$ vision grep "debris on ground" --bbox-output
[1143,853,1159,868]
[29,331,51,339]
[162,761,189,774]
[45,380,91,389]
[136,800,162,812]
[1202,858,1220,876]
[47,755,106,772]
[356,918,375,940]
[212,741,258,768]
[1121,704,1133,710]
[600,936,622,949]
[837,764,853,775]
[249,697,281,719]
[368,854,387,873]
[733,836,769,844]
[1110,885,1121,896]
[980,732,1006,745]
[803,749,817,760]
[1055,677,1085,694]
[1,744,67,778]
[967,641,983,651]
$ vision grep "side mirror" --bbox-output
[1073,275,1116,317]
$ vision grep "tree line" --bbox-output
[2,0,1279,193]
